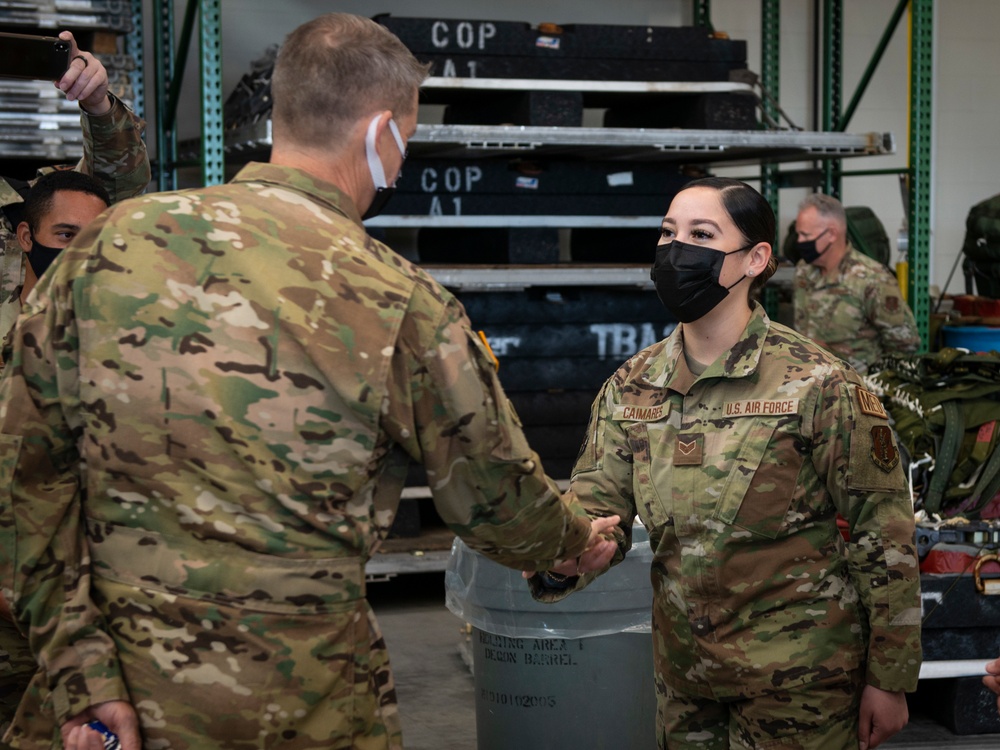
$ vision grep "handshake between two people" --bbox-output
[522,514,622,582]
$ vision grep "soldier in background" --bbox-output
[0,30,150,348]
[792,193,920,374]
[0,14,617,750]
[14,170,110,303]
[528,178,922,750]
[0,31,147,750]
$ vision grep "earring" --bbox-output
[748,270,755,276]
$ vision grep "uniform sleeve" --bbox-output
[792,263,807,333]
[527,378,638,602]
[863,275,921,358]
[381,286,592,570]
[810,377,922,692]
[78,93,151,203]
[0,267,128,724]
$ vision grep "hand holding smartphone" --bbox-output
[0,32,71,81]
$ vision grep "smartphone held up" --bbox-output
[0,32,71,81]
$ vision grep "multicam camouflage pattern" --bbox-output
[0,162,591,748]
[540,304,921,745]
[659,669,863,749]
[0,93,150,344]
[793,245,920,374]
[0,92,148,749]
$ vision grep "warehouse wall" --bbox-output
[157,0,1000,296]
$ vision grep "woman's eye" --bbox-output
[691,229,713,240]
[659,228,674,240]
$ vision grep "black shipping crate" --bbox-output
[605,92,758,130]
[909,677,1000,735]
[418,228,560,264]
[418,55,742,83]
[375,15,746,62]
[390,159,692,218]
[443,90,583,127]
[375,16,746,82]
[460,289,677,392]
[458,288,673,325]
[920,573,1000,662]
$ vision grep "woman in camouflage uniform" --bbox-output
[530,178,922,750]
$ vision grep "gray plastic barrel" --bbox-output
[445,522,656,750]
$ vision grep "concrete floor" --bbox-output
[370,572,1000,750]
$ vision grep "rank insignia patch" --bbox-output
[870,425,899,473]
[673,433,703,466]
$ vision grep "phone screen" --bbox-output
[0,32,71,81]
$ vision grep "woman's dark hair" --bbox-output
[676,176,777,295]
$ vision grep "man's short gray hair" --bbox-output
[798,193,847,229]
[272,14,430,148]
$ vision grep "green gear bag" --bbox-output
[961,192,1000,298]
[868,348,1000,518]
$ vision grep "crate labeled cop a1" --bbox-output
[374,15,746,82]
[390,158,692,218]
[374,15,746,63]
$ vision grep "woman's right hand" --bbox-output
[523,514,621,579]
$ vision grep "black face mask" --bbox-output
[362,186,396,222]
[794,227,831,264]
[26,233,63,278]
[650,239,751,323]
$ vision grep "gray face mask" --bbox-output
[361,115,407,221]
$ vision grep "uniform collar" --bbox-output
[230,162,365,226]
[660,303,769,395]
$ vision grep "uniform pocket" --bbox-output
[713,416,800,540]
[626,422,672,529]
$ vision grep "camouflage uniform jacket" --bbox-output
[0,93,150,344]
[0,92,148,749]
[793,244,920,374]
[553,304,922,701]
[0,162,591,748]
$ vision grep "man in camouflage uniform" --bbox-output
[793,193,920,374]
[531,178,921,749]
[0,14,616,750]
[0,31,148,750]
[0,31,150,350]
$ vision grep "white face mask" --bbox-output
[362,114,407,220]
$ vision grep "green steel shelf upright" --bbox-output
[149,0,225,190]
[908,0,933,347]
[821,0,843,199]
[749,0,933,346]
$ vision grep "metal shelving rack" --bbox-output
[144,0,933,342]
[140,1,937,579]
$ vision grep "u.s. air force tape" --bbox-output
[724,398,799,417]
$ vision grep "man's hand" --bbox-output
[55,31,111,115]
[857,685,908,750]
[983,657,1000,714]
[523,514,621,580]
[61,700,141,750]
